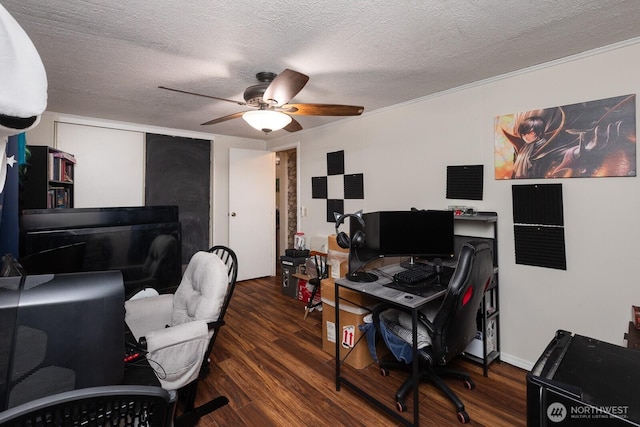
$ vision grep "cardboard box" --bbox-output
[328,234,349,253]
[320,278,384,369]
[327,234,349,279]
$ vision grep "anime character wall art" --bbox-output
[495,94,636,179]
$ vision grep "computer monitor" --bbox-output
[0,270,125,410]
[381,209,454,261]
[348,210,454,279]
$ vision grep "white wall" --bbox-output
[267,40,640,369]
[56,122,145,207]
[24,112,265,248]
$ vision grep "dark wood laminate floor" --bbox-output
[192,273,527,426]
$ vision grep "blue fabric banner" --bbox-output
[0,133,24,257]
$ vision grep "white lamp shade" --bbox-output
[242,110,292,132]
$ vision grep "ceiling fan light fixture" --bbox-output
[242,110,292,133]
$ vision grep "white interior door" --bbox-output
[229,148,275,281]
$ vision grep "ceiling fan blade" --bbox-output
[159,86,246,106]
[262,69,309,106]
[284,117,303,133]
[201,111,245,126]
[280,103,364,116]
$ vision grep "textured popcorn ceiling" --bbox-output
[3,1,640,140]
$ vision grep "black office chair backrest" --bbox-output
[200,245,238,377]
[0,385,176,427]
[431,241,493,364]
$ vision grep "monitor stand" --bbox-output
[400,256,425,269]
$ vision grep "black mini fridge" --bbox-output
[527,330,640,426]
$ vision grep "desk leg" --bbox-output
[335,283,341,391]
[412,309,420,426]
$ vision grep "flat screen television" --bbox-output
[0,265,125,411]
[348,210,454,280]
[19,206,182,296]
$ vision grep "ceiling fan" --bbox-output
[159,69,364,133]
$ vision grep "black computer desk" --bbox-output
[334,263,452,427]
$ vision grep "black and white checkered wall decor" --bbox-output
[312,150,365,222]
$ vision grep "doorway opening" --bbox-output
[275,148,297,263]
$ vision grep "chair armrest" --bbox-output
[207,319,225,330]
[125,294,174,341]
[144,321,208,351]
[143,321,210,390]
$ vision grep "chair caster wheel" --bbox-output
[457,410,470,423]
[463,379,475,390]
[396,400,407,413]
[380,367,389,377]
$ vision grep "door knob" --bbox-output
[230,212,237,217]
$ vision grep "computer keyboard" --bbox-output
[393,266,435,286]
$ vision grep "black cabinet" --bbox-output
[21,146,75,209]
[528,330,640,426]
[280,255,307,298]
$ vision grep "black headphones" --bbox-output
[334,211,366,249]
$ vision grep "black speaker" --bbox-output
[334,211,365,249]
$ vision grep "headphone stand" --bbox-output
[345,238,377,282]
[347,270,378,283]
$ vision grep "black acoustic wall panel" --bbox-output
[514,225,567,270]
[512,183,566,270]
[312,176,327,199]
[344,173,364,199]
[327,150,344,175]
[327,199,344,223]
[446,165,484,200]
[512,184,564,225]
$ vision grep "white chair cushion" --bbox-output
[128,288,160,301]
[171,251,228,326]
[144,320,209,390]
[125,294,174,341]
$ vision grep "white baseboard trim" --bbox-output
[498,352,534,372]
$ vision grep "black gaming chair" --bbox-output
[376,241,494,423]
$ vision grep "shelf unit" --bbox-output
[21,146,76,209]
[454,212,500,376]
[625,322,640,351]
